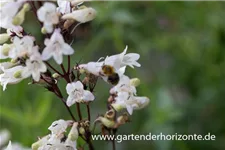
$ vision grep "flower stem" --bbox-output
[53,83,77,121]
[87,104,91,121]
[67,55,71,73]
[60,64,67,75]
[45,62,63,76]
[76,103,82,120]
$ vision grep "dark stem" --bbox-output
[45,62,63,76]
[53,83,77,121]
[76,103,82,120]
[67,55,71,73]
[87,104,91,121]
[61,64,67,75]
[112,129,117,150]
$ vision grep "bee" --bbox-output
[101,65,120,85]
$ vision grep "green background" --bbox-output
[1,1,225,150]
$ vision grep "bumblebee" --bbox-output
[101,65,120,85]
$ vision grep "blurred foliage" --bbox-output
[1,1,225,150]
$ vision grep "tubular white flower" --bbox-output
[7,26,24,38]
[0,62,15,74]
[110,75,137,95]
[57,0,71,14]
[0,129,10,147]
[113,92,149,115]
[48,119,68,136]
[0,44,13,59]
[41,29,74,64]
[9,36,35,59]
[62,7,96,23]
[5,141,12,150]
[79,46,140,77]
[66,81,95,106]
[24,50,47,82]
[0,1,23,29]
[37,2,59,33]
[0,65,29,91]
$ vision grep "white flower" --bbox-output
[104,45,141,69]
[41,29,74,64]
[0,62,15,74]
[24,50,47,82]
[57,0,71,14]
[66,81,94,106]
[79,46,140,76]
[7,26,24,37]
[0,44,13,59]
[110,75,136,95]
[4,141,31,150]
[0,1,23,29]
[9,36,35,59]
[0,129,10,147]
[113,92,149,115]
[37,2,59,33]
[62,7,96,23]
[0,65,29,91]
[48,119,68,136]
[4,141,12,150]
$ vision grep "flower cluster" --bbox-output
[32,119,78,150]
[0,1,149,150]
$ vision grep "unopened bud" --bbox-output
[79,68,86,74]
[117,113,129,125]
[0,33,10,44]
[1,44,12,56]
[95,116,115,128]
[130,78,140,87]
[111,103,124,112]
[67,122,79,141]
[62,7,96,23]
[11,58,18,64]
[41,27,47,34]
[79,127,85,135]
[12,3,30,25]
[32,135,50,150]
[52,73,60,79]
[13,70,22,78]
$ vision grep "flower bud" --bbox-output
[62,7,96,23]
[32,135,50,150]
[1,44,12,56]
[52,73,60,79]
[111,103,124,112]
[41,27,47,34]
[130,78,140,87]
[79,127,85,135]
[95,116,115,128]
[11,58,18,64]
[0,33,10,44]
[13,70,22,78]
[67,122,79,141]
[12,3,30,25]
